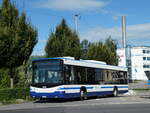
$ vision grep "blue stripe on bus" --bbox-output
[30,91,66,98]
[117,86,128,88]
[101,86,114,88]
[59,87,80,90]
[32,58,64,62]
[30,90,128,99]
[58,86,93,90]
[101,86,128,89]
[86,87,93,89]
[58,86,128,90]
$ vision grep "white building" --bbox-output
[117,46,150,80]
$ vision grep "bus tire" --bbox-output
[80,89,87,100]
[113,87,118,97]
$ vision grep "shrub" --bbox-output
[0,66,31,88]
[0,88,29,101]
[0,68,10,88]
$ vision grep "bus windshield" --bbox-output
[32,60,64,84]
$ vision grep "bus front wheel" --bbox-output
[80,90,87,100]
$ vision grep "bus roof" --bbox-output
[33,57,127,72]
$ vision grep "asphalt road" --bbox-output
[1,103,150,113]
[0,95,150,113]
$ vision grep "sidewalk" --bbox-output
[129,80,150,89]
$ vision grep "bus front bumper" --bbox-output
[30,91,66,99]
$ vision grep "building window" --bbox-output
[143,65,150,68]
[143,57,150,61]
[147,57,150,61]
[143,57,146,60]
[143,50,150,54]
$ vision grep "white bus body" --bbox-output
[30,57,128,99]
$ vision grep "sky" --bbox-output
[2,0,150,55]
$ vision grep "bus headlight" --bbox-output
[30,87,35,92]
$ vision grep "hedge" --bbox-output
[0,88,29,101]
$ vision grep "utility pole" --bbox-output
[75,14,79,33]
[122,16,127,49]
[122,16,127,66]
[23,0,25,12]
[122,16,132,82]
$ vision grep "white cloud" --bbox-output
[100,10,128,20]
[81,23,150,45]
[38,39,47,43]
[36,0,109,11]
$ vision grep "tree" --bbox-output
[0,0,37,88]
[87,37,118,65]
[45,19,81,59]
[105,36,118,65]
[80,39,90,59]
[87,42,108,63]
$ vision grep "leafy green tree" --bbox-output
[80,39,90,59]
[0,68,10,88]
[87,37,118,65]
[105,36,118,65]
[45,19,81,59]
[0,0,37,88]
[87,42,108,63]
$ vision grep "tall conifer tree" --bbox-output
[0,0,37,88]
[45,19,81,59]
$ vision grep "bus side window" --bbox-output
[95,69,101,84]
[64,65,76,84]
[64,65,70,84]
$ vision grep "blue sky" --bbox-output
[2,0,150,55]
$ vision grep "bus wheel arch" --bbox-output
[80,86,87,100]
[113,86,118,97]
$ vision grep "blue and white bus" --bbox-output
[30,57,128,100]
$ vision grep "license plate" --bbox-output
[42,96,47,98]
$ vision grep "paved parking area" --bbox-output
[0,93,150,111]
